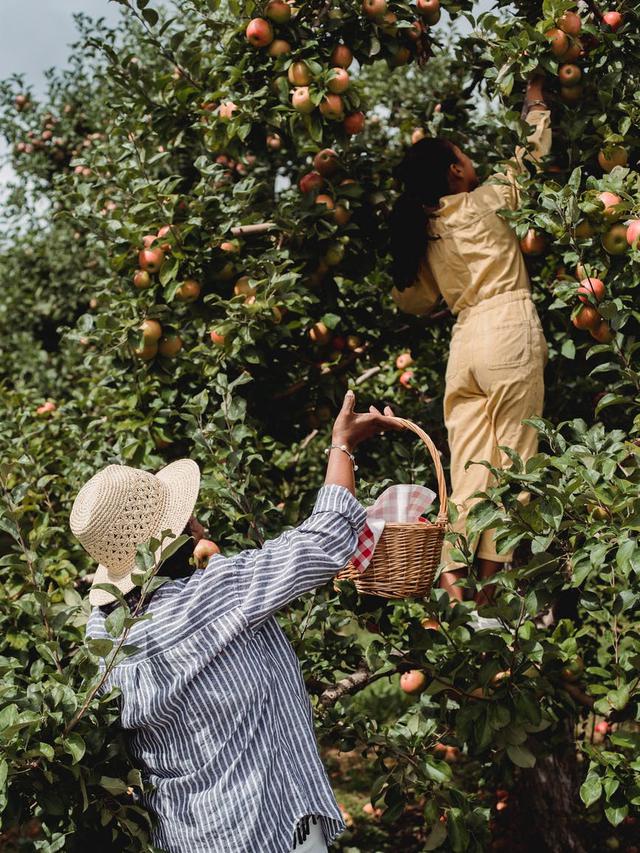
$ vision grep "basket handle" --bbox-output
[388,417,448,523]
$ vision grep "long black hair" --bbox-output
[390,136,459,291]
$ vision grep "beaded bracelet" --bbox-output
[324,443,358,471]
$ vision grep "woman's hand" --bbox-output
[332,390,404,451]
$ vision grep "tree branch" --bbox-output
[230,222,278,237]
[319,664,395,707]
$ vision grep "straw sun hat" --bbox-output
[70,460,200,607]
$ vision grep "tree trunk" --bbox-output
[516,720,587,853]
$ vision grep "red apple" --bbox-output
[315,194,335,210]
[36,400,56,416]
[320,94,344,120]
[389,46,412,67]
[572,306,601,331]
[233,277,257,303]
[268,39,292,57]
[595,721,610,734]
[220,240,239,253]
[140,319,163,342]
[362,0,387,19]
[598,146,628,173]
[396,352,413,369]
[142,233,158,248]
[266,132,282,150]
[265,0,292,23]
[158,334,183,357]
[175,279,202,302]
[218,101,238,120]
[138,247,165,274]
[626,219,640,246]
[210,330,226,346]
[330,45,353,68]
[288,61,312,86]
[193,538,221,568]
[558,11,581,35]
[591,320,614,343]
[15,94,29,111]
[245,18,274,48]
[291,86,314,114]
[334,204,351,226]
[559,39,583,62]
[598,191,622,217]
[602,11,622,31]
[343,111,366,135]
[299,170,324,193]
[313,148,339,177]
[602,223,628,255]
[134,340,158,361]
[561,84,583,104]
[416,0,441,25]
[327,67,350,94]
[546,28,569,57]
[575,219,595,239]
[133,270,152,289]
[411,127,427,144]
[399,369,414,387]
[520,228,546,256]
[558,64,582,86]
[578,278,606,303]
[400,670,427,694]
[407,19,424,40]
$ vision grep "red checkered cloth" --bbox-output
[351,485,436,572]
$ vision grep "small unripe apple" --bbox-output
[578,278,605,303]
[362,0,387,19]
[546,28,569,57]
[175,279,202,302]
[158,334,183,357]
[268,39,292,58]
[558,10,581,35]
[598,146,628,173]
[602,223,628,255]
[400,670,427,694]
[323,241,345,266]
[265,0,292,24]
[138,247,165,274]
[291,86,314,114]
[133,270,152,289]
[210,329,226,346]
[626,219,640,246]
[245,18,274,48]
[140,319,163,342]
[299,170,324,193]
[558,63,581,86]
[319,94,344,120]
[288,61,312,86]
[309,322,332,345]
[327,67,350,94]
[560,656,584,682]
[572,306,601,331]
[313,148,339,176]
[193,538,220,568]
[602,11,623,31]
[343,111,366,135]
[396,352,413,369]
[399,369,414,387]
[330,45,353,68]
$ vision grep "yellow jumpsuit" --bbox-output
[392,110,551,568]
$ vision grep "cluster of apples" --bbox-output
[134,318,183,361]
[571,271,612,342]
[244,2,366,135]
[361,0,440,67]
[134,226,202,304]
[300,148,354,228]
[546,7,624,106]
[396,351,414,387]
[308,323,363,355]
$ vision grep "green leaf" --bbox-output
[424,821,447,850]
[64,733,86,764]
[580,776,602,808]
[506,744,536,768]
[105,606,126,638]
[99,775,130,795]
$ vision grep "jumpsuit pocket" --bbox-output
[484,322,532,370]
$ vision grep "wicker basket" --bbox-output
[336,418,448,599]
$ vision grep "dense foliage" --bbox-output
[0,1,639,851]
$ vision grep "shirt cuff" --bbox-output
[312,484,367,534]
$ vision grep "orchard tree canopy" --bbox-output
[0,1,639,851]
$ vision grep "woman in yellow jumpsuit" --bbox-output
[390,76,551,609]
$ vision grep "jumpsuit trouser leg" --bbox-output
[441,291,548,572]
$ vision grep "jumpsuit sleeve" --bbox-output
[391,253,441,316]
[481,109,552,211]
[233,484,367,629]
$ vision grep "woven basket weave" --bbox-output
[336,418,448,599]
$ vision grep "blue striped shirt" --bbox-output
[86,484,366,853]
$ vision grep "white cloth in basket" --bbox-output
[351,485,436,572]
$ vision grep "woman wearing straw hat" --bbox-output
[71,390,400,853]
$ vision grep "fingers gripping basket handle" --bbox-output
[390,417,448,523]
